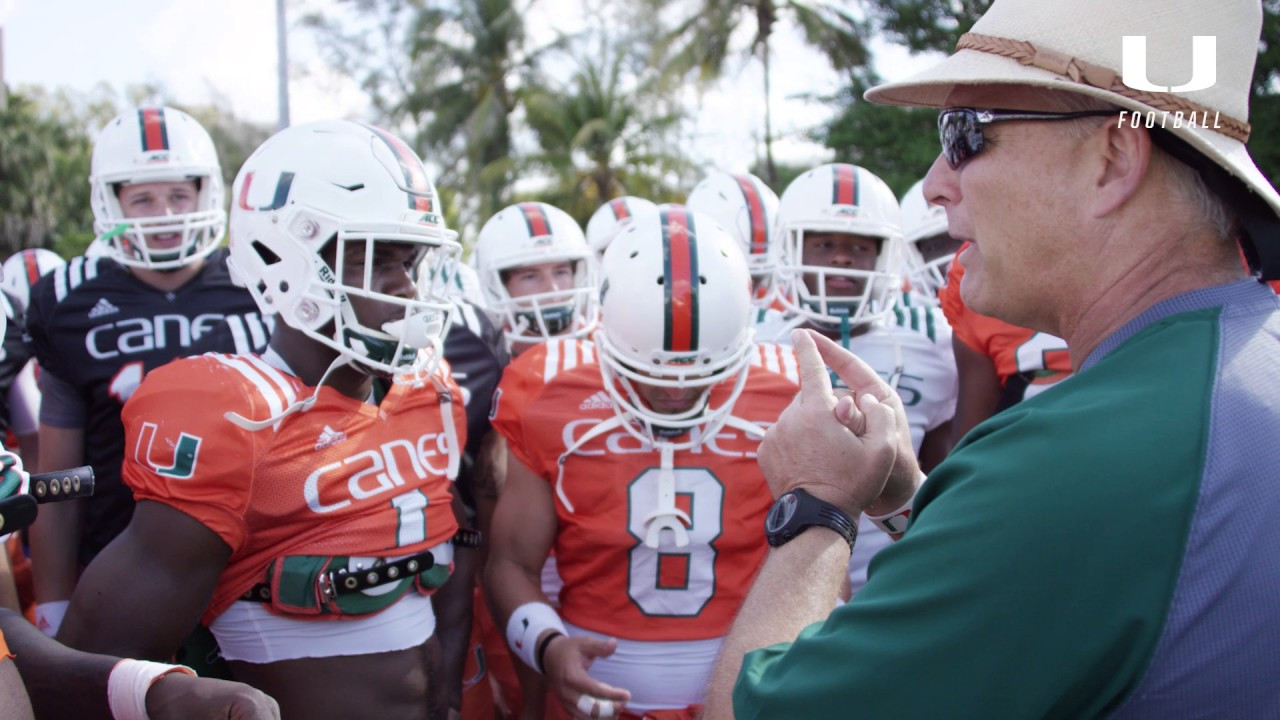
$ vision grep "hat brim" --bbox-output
[866,49,1280,222]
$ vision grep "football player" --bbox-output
[898,179,963,303]
[56,121,468,720]
[475,202,599,358]
[0,441,280,719]
[761,163,957,597]
[585,196,658,261]
[24,107,268,637]
[939,250,1072,443]
[1,248,67,469]
[686,170,780,307]
[486,207,799,719]
[436,284,510,720]
[0,249,65,618]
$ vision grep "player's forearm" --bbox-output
[1,608,115,719]
[705,530,848,720]
[28,500,84,601]
[483,554,550,624]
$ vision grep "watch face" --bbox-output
[765,492,799,534]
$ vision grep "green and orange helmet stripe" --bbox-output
[608,198,633,221]
[661,206,700,353]
[733,175,770,257]
[364,125,435,213]
[831,163,860,207]
[137,108,170,152]
[519,202,551,237]
[22,251,43,286]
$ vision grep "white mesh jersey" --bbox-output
[755,308,958,596]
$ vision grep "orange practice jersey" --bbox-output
[491,338,798,642]
[939,249,1071,387]
[123,353,463,624]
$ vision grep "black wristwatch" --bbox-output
[764,488,857,551]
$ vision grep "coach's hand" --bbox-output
[758,329,911,517]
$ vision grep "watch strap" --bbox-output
[765,488,857,551]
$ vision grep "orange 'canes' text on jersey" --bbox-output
[490,338,797,642]
[940,248,1071,394]
[122,353,464,624]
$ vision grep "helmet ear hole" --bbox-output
[251,240,281,266]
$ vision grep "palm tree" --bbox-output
[301,0,555,239]
[655,0,870,184]
[520,47,693,225]
[396,0,562,237]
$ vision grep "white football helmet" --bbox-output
[89,106,225,271]
[474,202,598,349]
[2,248,66,316]
[774,163,905,328]
[585,196,658,257]
[227,120,460,378]
[686,170,779,282]
[900,178,954,298]
[596,206,754,437]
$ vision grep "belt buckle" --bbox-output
[317,571,338,602]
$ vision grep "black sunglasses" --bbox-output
[938,108,1119,169]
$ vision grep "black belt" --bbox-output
[0,466,96,534]
[240,527,482,603]
[242,547,437,604]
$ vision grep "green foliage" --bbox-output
[0,90,95,258]
[1,84,276,260]
[819,79,938,197]
[863,0,987,54]
[652,0,872,183]
[181,100,274,196]
[520,47,693,226]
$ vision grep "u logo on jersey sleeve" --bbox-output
[135,422,203,479]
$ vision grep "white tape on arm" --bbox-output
[866,472,926,540]
[505,601,568,673]
[107,659,196,720]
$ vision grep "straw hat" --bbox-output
[865,0,1280,277]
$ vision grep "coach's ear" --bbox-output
[1089,118,1153,218]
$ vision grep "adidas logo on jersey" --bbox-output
[87,298,120,319]
[578,391,613,411]
[314,425,349,450]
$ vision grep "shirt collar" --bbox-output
[1081,279,1274,372]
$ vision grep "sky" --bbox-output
[0,0,941,176]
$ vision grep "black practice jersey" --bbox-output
[24,250,269,563]
[443,301,508,511]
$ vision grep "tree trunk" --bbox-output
[762,35,778,186]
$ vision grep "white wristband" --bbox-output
[107,659,196,720]
[866,472,926,539]
[505,601,568,673]
[34,601,69,637]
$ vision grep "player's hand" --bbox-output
[541,634,630,719]
[146,674,281,719]
[757,329,904,517]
